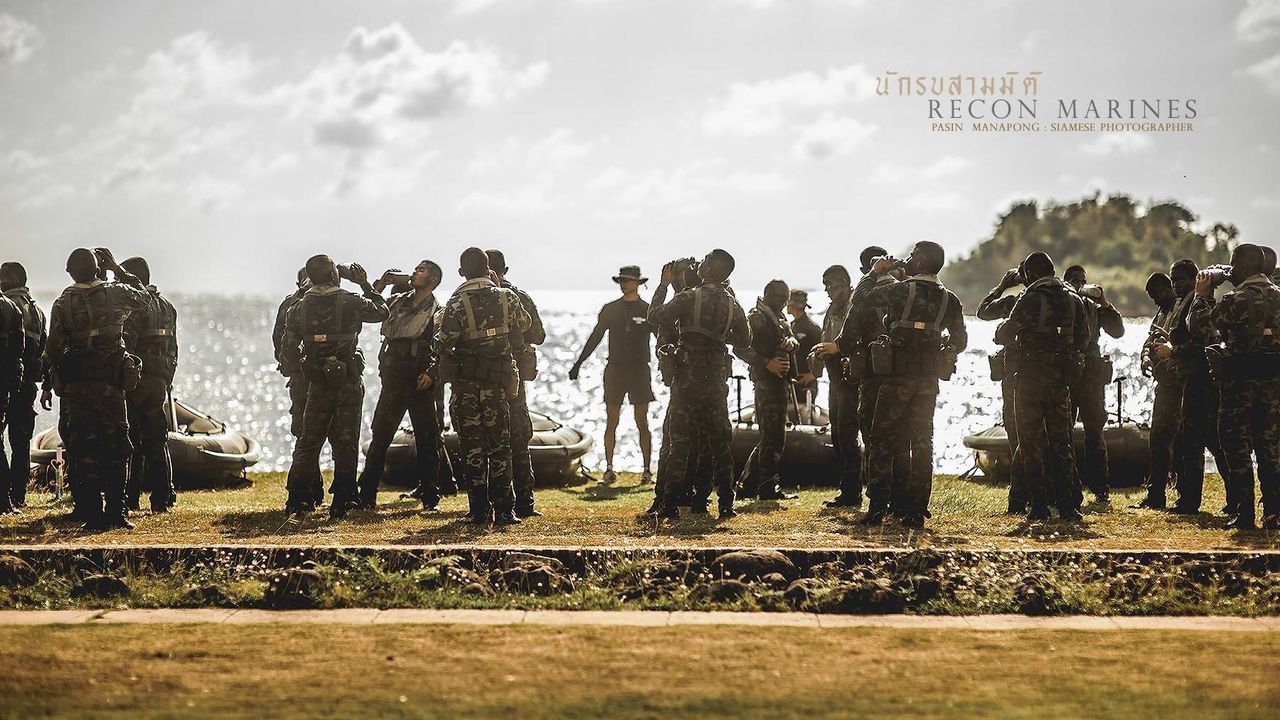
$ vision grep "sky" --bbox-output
[1,0,1279,297]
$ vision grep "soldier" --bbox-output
[850,242,967,529]
[1189,244,1280,530]
[1063,264,1124,506]
[1168,260,1229,514]
[273,268,323,508]
[569,265,655,485]
[976,264,1027,512]
[1133,272,1188,510]
[1,262,46,510]
[486,250,546,518]
[435,247,532,526]
[357,260,444,511]
[811,262,862,508]
[1262,246,1277,284]
[995,251,1085,522]
[280,255,388,519]
[648,249,765,519]
[0,286,24,515]
[42,248,149,529]
[118,257,178,514]
[739,279,800,500]
[786,288,822,411]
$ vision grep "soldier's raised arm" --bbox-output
[344,265,389,323]
[519,290,545,345]
[994,292,1037,346]
[1097,301,1124,339]
[506,289,532,334]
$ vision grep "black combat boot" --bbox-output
[717,505,737,520]
[858,503,888,525]
[467,488,492,526]
[103,477,134,530]
[824,494,861,509]
[1026,505,1052,521]
[494,509,522,526]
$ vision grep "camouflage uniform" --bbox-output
[648,281,762,514]
[838,274,902,506]
[1141,295,1191,507]
[976,287,1025,511]
[273,285,323,505]
[0,295,25,512]
[44,273,149,526]
[1174,290,1230,512]
[1188,275,1280,524]
[3,286,46,508]
[357,290,442,507]
[123,285,178,512]
[1071,292,1124,500]
[435,277,531,520]
[851,273,967,521]
[652,314,709,509]
[499,280,545,515]
[740,298,797,497]
[816,294,862,504]
[280,284,388,512]
[995,277,1087,516]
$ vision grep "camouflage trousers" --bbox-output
[508,382,536,512]
[654,404,710,506]
[865,376,937,518]
[1013,373,1081,513]
[1217,378,1280,520]
[126,374,174,511]
[358,375,440,506]
[1070,377,1110,500]
[449,380,515,512]
[1145,379,1184,505]
[3,382,36,506]
[285,377,364,506]
[285,375,324,505]
[740,377,787,495]
[662,372,734,511]
[1001,378,1028,512]
[61,381,132,522]
[828,377,862,502]
[1176,371,1228,512]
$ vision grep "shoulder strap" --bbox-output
[890,282,926,330]
[932,290,950,331]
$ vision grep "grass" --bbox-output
[0,624,1276,719]
[2,471,1275,550]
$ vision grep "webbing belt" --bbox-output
[890,282,950,332]
[460,289,509,340]
[139,328,173,337]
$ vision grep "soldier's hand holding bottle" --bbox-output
[999,267,1022,290]
[780,337,799,352]
[812,341,838,358]
[93,247,120,273]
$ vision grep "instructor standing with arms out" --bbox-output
[569,265,655,484]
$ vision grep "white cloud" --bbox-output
[791,113,875,160]
[1079,131,1153,156]
[1019,30,1046,53]
[586,159,792,212]
[2,149,51,173]
[0,13,43,67]
[722,170,794,193]
[1245,53,1280,94]
[703,64,875,137]
[185,174,246,212]
[467,129,591,175]
[899,190,965,213]
[872,156,970,184]
[458,176,558,214]
[1237,0,1280,43]
[290,25,548,152]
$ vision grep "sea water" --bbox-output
[30,289,1155,474]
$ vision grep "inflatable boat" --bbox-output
[366,410,594,488]
[30,399,261,488]
[731,403,840,486]
[962,422,1151,487]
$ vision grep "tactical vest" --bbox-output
[1222,282,1280,379]
[458,289,510,342]
[379,295,437,379]
[13,294,44,362]
[680,286,732,343]
[66,285,126,349]
[451,287,516,390]
[1019,290,1075,354]
[889,281,951,341]
[54,285,136,389]
[130,292,178,383]
[298,294,358,353]
[0,299,18,368]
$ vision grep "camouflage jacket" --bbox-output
[747,298,796,381]
[123,286,179,375]
[44,273,149,366]
[1189,274,1280,358]
[815,293,851,379]
[4,287,47,384]
[281,284,389,367]
[852,274,968,355]
[837,273,900,358]
[1075,292,1124,358]
[994,276,1086,360]
[975,284,1019,321]
[499,280,545,346]
[435,277,531,359]
[273,285,308,375]
[647,281,762,367]
[0,294,24,385]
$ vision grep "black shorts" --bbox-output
[604,363,655,406]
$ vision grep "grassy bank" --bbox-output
[2,471,1275,551]
[1,624,1276,719]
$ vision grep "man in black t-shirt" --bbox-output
[787,288,822,414]
[570,266,655,483]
